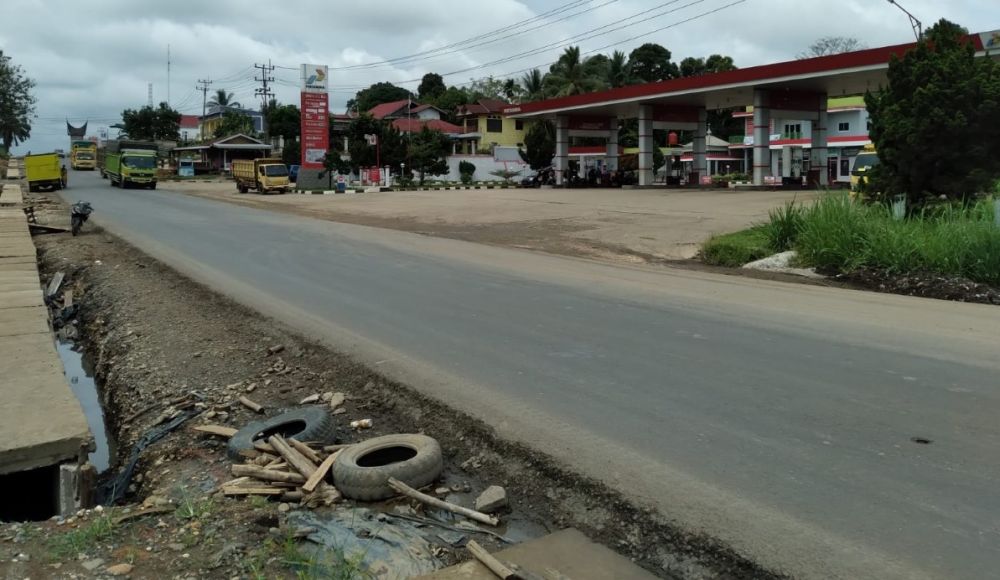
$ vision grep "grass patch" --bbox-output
[794,195,1000,284]
[48,511,118,559]
[702,226,773,267]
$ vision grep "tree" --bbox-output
[319,149,351,188]
[519,119,555,170]
[798,37,865,59]
[407,126,450,185]
[0,50,36,151]
[627,43,678,84]
[427,86,469,123]
[347,82,412,114]
[213,109,255,138]
[680,54,737,77]
[345,114,406,172]
[468,76,510,101]
[121,102,181,140]
[520,69,545,101]
[543,46,607,97]
[265,102,301,140]
[865,19,1000,204]
[208,89,240,109]
[607,50,630,88]
[282,138,300,166]
[418,73,446,100]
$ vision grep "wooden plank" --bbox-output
[268,435,318,479]
[302,449,340,493]
[231,464,306,484]
[192,424,238,438]
[222,486,284,496]
[45,271,64,298]
[289,438,321,464]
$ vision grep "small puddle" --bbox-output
[56,339,115,472]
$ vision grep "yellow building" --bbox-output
[455,99,531,154]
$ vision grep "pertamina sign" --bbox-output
[300,64,330,169]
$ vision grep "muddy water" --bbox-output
[56,339,114,472]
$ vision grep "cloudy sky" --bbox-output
[4,0,997,153]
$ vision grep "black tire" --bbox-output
[71,217,81,236]
[148,183,156,190]
[226,407,338,460]
[28,184,38,193]
[332,434,443,501]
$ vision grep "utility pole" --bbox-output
[196,78,213,141]
[167,44,171,106]
[254,60,275,138]
[886,0,922,41]
[147,83,153,107]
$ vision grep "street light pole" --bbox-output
[886,0,922,41]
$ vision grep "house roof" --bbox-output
[457,99,511,116]
[391,118,463,134]
[180,115,200,129]
[410,104,445,114]
[369,100,411,119]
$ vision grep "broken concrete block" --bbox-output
[474,485,508,513]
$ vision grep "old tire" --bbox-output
[227,407,338,460]
[332,434,443,501]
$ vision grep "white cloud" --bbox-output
[3,0,996,152]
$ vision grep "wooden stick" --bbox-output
[467,540,522,579]
[302,450,341,493]
[268,435,318,479]
[222,486,284,496]
[239,396,264,413]
[387,478,500,526]
[289,438,322,464]
[192,424,237,438]
[253,441,276,454]
[322,443,352,453]
[231,464,306,484]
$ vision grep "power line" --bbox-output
[330,0,605,72]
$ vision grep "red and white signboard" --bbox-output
[300,64,329,170]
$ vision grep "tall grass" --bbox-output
[791,195,1000,285]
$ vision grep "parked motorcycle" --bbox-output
[70,201,93,236]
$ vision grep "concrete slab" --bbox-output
[413,529,659,580]
[0,333,91,474]
[0,306,50,336]
[0,206,91,475]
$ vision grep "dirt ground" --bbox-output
[0,190,784,579]
[167,181,815,263]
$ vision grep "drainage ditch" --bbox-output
[55,338,114,473]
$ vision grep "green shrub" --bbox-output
[763,200,804,251]
[458,160,475,185]
[702,227,773,267]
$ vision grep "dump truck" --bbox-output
[104,140,158,189]
[25,153,67,192]
[70,140,97,170]
[231,158,290,194]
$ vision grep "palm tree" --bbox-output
[520,69,544,102]
[543,46,606,97]
[607,50,630,88]
[208,89,240,110]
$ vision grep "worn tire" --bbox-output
[226,407,338,460]
[332,434,443,501]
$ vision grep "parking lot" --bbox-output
[167,181,816,262]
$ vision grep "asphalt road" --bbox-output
[63,171,1000,580]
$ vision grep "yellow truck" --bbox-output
[70,140,97,170]
[25,153,67,192]
[231,158,290,194]
[850,144,880,193]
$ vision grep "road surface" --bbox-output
[63,171,1000,579]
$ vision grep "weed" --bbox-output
[762,200,804,251]
[174,492,216,521]
[248,495,270,510]
[48,511,118,559]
